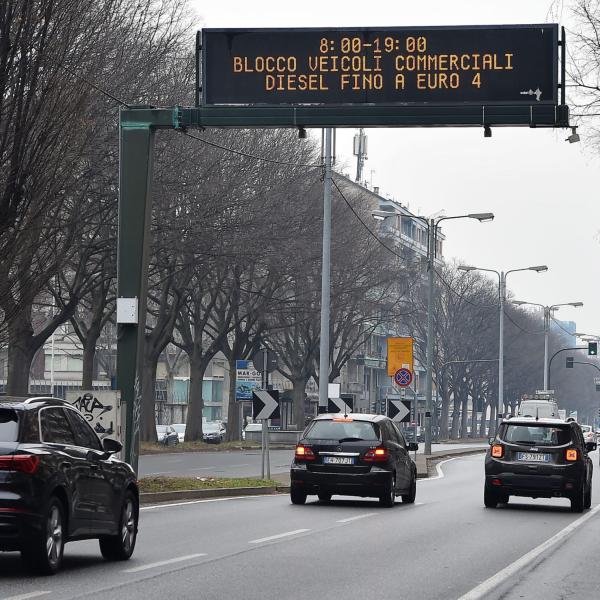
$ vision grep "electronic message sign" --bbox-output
[200,25,558,107]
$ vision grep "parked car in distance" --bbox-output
[156,424,179,446]
[171,423,186,443]
[0,396,139,574]
[242,422,262,441]
[485,416,594,512]
[290,413,418,507]
[203,422,225,444]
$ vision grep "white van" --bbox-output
[517,398,559,419]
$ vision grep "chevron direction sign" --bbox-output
[252,389,280,420]
[388,399,411,423]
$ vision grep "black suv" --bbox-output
[485,416,594,512]
[290,413,418,507]
[0,396,139,574]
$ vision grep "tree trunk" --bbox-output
[439,390,450,442]
[470,395,479,439]
[225,356,241,442]
[292,376,308,430]
[450,393,461,439]
[479,400,489,437]
[81,330,99,389]
[6,308,36,395]
[140,345,159,442]
[185,348,207,441]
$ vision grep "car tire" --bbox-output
[290,485,307,505]
[484,485,499,508]
[99,490,138,561]
[402,473,416,504]
[570,483,585,513]
[22,495,65,575]
[379,474,396,508]
[318,493,332,503]
[584,481,592,510]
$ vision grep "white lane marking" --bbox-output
[2,593,52,600]
[419,455,481,482]
[337,512,377,523]
[123,553,207,573]
[457,503,600,600]
[140,493,278,511]
[248,529,310,544]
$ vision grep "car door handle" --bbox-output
[61,461,72,470]
[90,463,100,471]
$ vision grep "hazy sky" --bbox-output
[190,0,600,335]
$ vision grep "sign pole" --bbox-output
[318,128,332,413]
[263,349,271,479]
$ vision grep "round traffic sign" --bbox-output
[394,368,413,388]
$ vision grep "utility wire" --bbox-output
[331,177,406,262]
[181,131,323,169]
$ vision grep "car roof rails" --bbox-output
[566,416,576,423]
[23,396,64,405]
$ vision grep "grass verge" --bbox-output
[139,476,279,493]
[140,440,262,454]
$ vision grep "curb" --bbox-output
[419,448,486,478]
[140,486,278,504]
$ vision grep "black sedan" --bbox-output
[290,413,418,507]
[0,396,139,574]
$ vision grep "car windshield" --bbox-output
[304,419,380,441]
[204,423,220,432]
[172,424,186,433]
[502,424,572,446]
[0,409,19,442]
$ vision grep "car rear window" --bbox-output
[501,424,572,446]
[0,409,19,442]
[304,419,380,441]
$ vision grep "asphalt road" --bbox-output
[2,451,599,600]
[138,442,487,478]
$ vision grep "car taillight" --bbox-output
[491,444,504,458]
[0,455,40,474]
[565,449,578,462]
[295,445,315,461]
[363,447,389,462]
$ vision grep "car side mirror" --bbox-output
[488,437,495,445]
[585,441,597,453]
[102,438,123,454]
[407,442,419,452]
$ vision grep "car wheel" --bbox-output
[290,485,307,505]
[570,483,585,513]
[99,490,138,561]
[402,473,416,504]
[379,474,396,508]
[22,495,65,575]
[584,482,592,509]
[318,493,332,503]
[484,485,499,508]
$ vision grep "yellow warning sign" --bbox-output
[387,337,414,376]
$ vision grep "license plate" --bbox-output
[323,456,354,465]
[517,452,550,462]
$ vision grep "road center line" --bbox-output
[337,513,377,523]
[456,503,600,600]
[123,553,207,573]
[2,593,52,600]
[248,529,310,544]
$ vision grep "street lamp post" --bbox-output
[374,209,494,455]
[458,264,548,423]
[512,301,583,390]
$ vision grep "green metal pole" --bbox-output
[117,110,155,473]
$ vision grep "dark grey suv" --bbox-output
[485,416,594,512]
[0,396,139,574]
[290,413,418,507]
